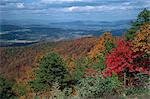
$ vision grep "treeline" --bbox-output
[0,9,150,99]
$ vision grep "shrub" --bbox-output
[77,74,121,98]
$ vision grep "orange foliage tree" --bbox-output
[88,32,114,58]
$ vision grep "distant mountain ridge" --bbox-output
[0,20,131,47]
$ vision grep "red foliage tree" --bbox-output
[103,39,150,77]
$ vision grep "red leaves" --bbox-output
[103,39,149,77]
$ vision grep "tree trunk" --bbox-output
[124,72,126,88]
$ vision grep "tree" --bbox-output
[138,8,150,23]
[125,8,150,41]
[29,52,68,95]
[130,23,150,87]
[88,32,114,58]
[103,39,150,78]
[0,75,17,99]
[125,28,137,41]
[131,23,150,55]
[132,8,150,29]
[87,32,114,78]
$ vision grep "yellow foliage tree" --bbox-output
[132,23,150,54]
[88,32,114,58]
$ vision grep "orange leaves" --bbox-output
[71,86,77,96]
[132,23,150,54]
[88,32,113,58]
[15,66,35,98]
[16,66,34,85]
[65,57,75,72]
[53,37,97,58]
[88,37,104,58]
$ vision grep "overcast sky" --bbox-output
[0,0,150,22]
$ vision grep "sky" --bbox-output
[0,0,150,23]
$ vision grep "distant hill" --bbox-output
[0,25,23,31]
[0,20,130,47]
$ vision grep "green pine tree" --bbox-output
[29,52,68,94]
[125,8,150,41]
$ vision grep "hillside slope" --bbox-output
[0,37,97,80]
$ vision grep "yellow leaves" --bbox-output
[132,23,150,54]
[64,56,76,73]
[103,32,113,43]
[71,86,77,96]
[19,96,26,99]
[66,59,75,72]
[88,32,113,58]
[136,33,145,41]
[140,23,150,34]
[88,37,104,58]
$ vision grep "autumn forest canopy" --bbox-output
[0,9,150,99]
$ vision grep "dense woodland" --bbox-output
[0,9,150,99]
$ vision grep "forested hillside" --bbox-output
[0,37,97,80]
[0,9,150,99]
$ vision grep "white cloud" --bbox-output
[66,6,94,11]
[16,3,24,8]
[63,5,133,12]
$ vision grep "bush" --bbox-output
[73,57,90,80]
[77,74,122,98]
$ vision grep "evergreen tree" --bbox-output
[29,52,68,94]
[138,8,150,23]
[125,8,150,41]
